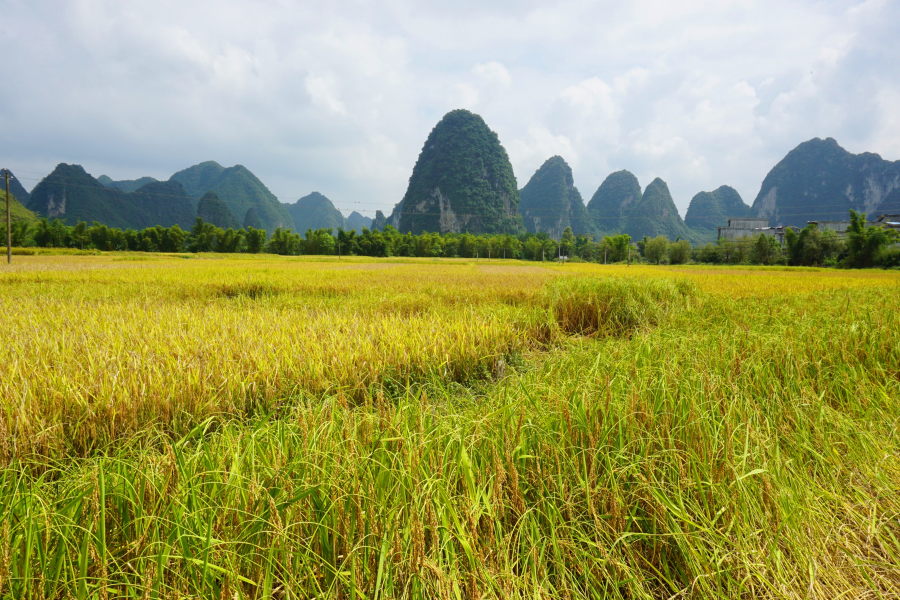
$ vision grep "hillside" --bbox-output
[170,162,294,233]
[284,192,347,233]
[519,156,592,239]
[1,189,39,224]
[685,185,751,239]
[346,211,372,232]
[625,178,693,241]
[27,164,196,229]
[98,175,159,192]
[586,170,643,236]
[197,191,239,229]
[243,207,262,229]
[1,169,32,205]
[394,109,523,235]
[752,137,900,227]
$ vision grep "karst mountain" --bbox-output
[169,162,294,233]
[284,192,347,233]
[387,109,524,235]
[27,164,196,230]
[519,156,592,239]
[751,137,900,228]
[684,186,752,239]
[586,170,643,237]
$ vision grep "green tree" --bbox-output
[560,226,576,257]
[71,221,89,250]
[696,242,720,263]
[668,240,691,265]
[245,227,267,254]
[163,225,187,253]
[749,233,782,265]
[645,236,669,265]
[845,209,891,268]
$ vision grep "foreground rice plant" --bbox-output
[1,255,899,598]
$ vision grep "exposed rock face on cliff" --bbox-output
[519,156,592,239]
[170,161,294,233]
[626,178,692,241]
[586,170,643,236]
[395,109,523,235]
[27,164,195,229]
[751,138,900,227]
[685,185,751,237]
[284,192,347,233]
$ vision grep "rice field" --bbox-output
[1,254,899,598]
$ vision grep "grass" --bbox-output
[0,254,899,598]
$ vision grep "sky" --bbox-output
[1,0,898,219]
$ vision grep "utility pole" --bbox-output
[5,171,11,265]
[604,247,607,264]
[627,245,631,266]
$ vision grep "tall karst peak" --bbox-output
[684,185,751,237]
[169,161,294,233]
[284,192,347,233]
[519,156,592,239]
[346,211,373,233]
[586,170,643,236]
[752,137,900,227]
[624,177,692,241]
[394,109,524,235]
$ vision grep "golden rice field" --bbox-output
[1,254,899,599]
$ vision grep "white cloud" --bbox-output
[305,75,347,115]
[0,0,897,219]
[472,61,512,88]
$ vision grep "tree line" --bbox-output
[3,210,897,268]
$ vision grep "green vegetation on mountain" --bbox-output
[1,189,39,225]
[685,185,751,240]
[243,207,262,230]
[0,169,32,205]
[519,156,593,239]
[129,180,196,229]
[284,192,347,233]
[626,178,692,241]
[752,137,900,228]
[27,164,195,230]
[396,109,523,235]
[197,191,240,230]
[98,174,159,192]
[170,161,294,233]
[346,211,373,233]
[587,170,643,236]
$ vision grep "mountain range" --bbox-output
[9,114,898,244]
[26,164,196,230]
